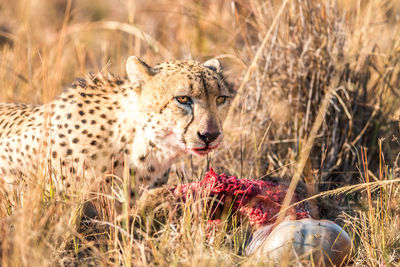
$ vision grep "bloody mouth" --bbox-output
[188,143,220,156]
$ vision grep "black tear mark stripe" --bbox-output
[181,105,195,145]
[158,98,173,114]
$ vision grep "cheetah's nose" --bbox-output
[197,131,220,145]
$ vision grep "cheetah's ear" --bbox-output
[203,58,223,73]
[126,56,154,85]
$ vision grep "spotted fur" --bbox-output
[0,57,233,193]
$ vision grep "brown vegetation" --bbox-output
[0,0,399,265]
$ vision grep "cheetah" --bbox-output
[0,57,233,196]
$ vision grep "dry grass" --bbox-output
[0,0,399,266]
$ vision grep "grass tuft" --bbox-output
[0,0,399,265]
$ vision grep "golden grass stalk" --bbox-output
[224,0,290,128]
[67,21,172,58]
[277,87,335,223]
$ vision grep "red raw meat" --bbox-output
[173,169,310,227]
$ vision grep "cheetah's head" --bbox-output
[126,56,233,156]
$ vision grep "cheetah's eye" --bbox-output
[216,96,228,105]
[175,96,193,105]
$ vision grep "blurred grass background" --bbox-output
[0,0,399,265]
